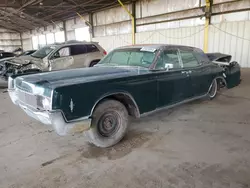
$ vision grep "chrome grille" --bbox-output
[16,89,37,108]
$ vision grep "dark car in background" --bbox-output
[8,44,241,147]
[0,52,15,59]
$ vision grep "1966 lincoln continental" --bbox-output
[8,44,241,147]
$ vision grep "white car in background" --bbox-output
[0,41,106,81]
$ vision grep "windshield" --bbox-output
[17,50,36,57]
[98,48,157,68]
[31,46,56,59]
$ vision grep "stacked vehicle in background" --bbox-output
[207,53,241,88]
[0,41,106,82]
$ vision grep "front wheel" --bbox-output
[208,79,218,99]
[84,100,129,148]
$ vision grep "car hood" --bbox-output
[0,57,15,64]
[16,66,150,89]
[4,55,43,67]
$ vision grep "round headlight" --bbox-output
[37,96,51,110]
[42,97,51,110]
[34,86,44,95]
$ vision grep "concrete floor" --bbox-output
[1,70,250,188]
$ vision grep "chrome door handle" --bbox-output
[182,70,192,74]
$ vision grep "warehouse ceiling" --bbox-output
[0,0,133,32]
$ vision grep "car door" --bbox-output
[155,47,192,108]
[70,44,88,68]
[49,46,74,70]
[70,44,103,68]
[179,48,212,97]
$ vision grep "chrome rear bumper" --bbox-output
[9,89,91,135]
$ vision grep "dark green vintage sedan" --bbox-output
[8,44,240,147]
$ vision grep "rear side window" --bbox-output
[86,44,99,53]
[193,48,210,64]
[180,50,199,68]
[70,45,86,55]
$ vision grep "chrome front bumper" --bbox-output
[8,89,91,135]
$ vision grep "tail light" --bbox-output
[103,50,107,55]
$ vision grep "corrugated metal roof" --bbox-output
[0,0,133,32]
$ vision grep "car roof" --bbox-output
[56,41,98,47]
[41,41,98,50]
[117,44,200,51]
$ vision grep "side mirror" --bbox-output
[164,63,173,71]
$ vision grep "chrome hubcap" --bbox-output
[98,112,120,137]
[209,80,217,98]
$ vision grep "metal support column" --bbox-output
[118,0,135,45]
[203,0,211,53]
[89,13,94,39]
[63,20,68,42]
[20,32,23,51]
[132,1,136,36]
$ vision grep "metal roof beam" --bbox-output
[0,15,34,30]
[0,20,23,32]
[17,0,43,11]
[0,9,38,28]
[41,0,104,20]
[7,7,49,26]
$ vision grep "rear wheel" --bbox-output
[84,100,129,148]
[208,79,218,99]
[89,60,100,67]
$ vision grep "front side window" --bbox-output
[155,49,181,70]
[59,47,70,57]
[180,50,199,68]
[53,47,70,59]
[98,48,157,68]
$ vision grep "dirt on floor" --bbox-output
[1,69,250,188]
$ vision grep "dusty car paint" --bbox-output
[11,45,226,123]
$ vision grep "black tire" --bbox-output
[89,60,100,67]
[208,79,218,99]
[84,100,129,148]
